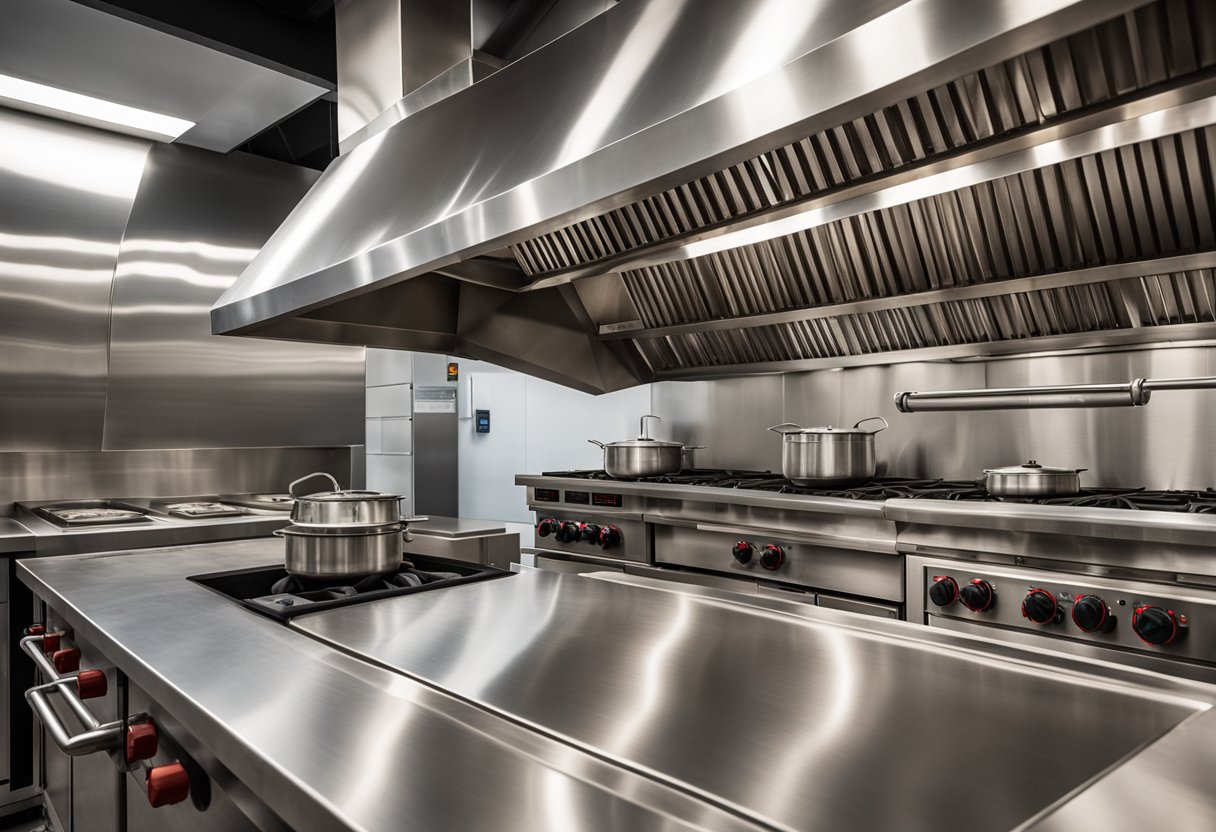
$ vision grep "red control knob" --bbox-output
[25,624,45,636]
[732,541,755,565]
[1132,605,1181,646]
[52,648,80,673]
[126,723,159,763]
[960,579,995,612]
[42,633,61,654]
[76,669,107,700]
[929,576,959,607]
[598,525,622,550]
[579,523,602,543]
[535,518,558,538]
[1021,588,1060,625]
[1072,594,1114,633]
[759,544,785,571]
[555,521,582,544]
[146,762,190,807]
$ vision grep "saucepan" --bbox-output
[589,415,704,478]
[767,417,888,486]
[981,460,1086,497]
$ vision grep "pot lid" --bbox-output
[605,437,684,449]
[984,460,1087,475]
[768,416,888,435]
[297,489,401,502]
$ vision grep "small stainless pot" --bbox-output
[288,472,405,527]
[589,415,703,479]
[275,523,406,580]
[982,460,1087,497]
[767,417,888,486]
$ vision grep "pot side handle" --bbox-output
[767,423,804,434]
[852,416,889,433]
[588,439,606,449]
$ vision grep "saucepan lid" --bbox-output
[983,460,1088,476]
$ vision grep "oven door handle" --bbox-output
[20,635,122,756]
[25,679,122,757]
[680,519,894,554]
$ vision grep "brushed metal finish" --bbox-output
[0,447,357,516]
[297,564,1202,832]
[18,541,770,832]
[278,524,405,580]
[213,0,1138,369]
[0,109,148,451]
[3,0,329,151]
[104,144,365,451]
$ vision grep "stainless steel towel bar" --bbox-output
[895,376,1216,412]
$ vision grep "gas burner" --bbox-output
[189,555,510,621]
[540,469,775,486]
[34,501,152,527]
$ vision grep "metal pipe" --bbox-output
[1142,376,1216,391]
[896,375,1216,412]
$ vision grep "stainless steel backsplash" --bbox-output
[0,109,364,510]
[653,346,1216,490]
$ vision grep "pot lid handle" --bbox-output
[288,471,341,498]
[853,416,889,433]
[1022,460,1042,468]
[639,414,661,439]
[767,423,804,434]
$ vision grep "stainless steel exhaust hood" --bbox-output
[212,0,1216,392]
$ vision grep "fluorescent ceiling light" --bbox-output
[0,73,194,140]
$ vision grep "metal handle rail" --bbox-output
[894,375,1216,413]
[20,633,122,757]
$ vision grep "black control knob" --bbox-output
[960,579,995,612]
[536,518,558,538]
[731,541,754,565]
[598,525,622,550]
[928,576,959,607]
[555,521,582,544]
[1021,588,1060,625]
[1132,605,1180,646]
[1071,594,1114,633]
[759,544,785,571]
[580,523,601,544]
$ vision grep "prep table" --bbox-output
[16,538,1216,831]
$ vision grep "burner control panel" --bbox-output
[531,512,650,564]
[920,561,1216,664]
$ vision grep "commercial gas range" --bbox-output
[519,470,1216,681]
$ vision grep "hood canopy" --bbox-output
[213,0,1216,392]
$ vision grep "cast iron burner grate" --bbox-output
[189,554,511,622]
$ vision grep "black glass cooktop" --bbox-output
[190,554,511,622]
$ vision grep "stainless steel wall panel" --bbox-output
[0,446,356,511]
[651,376,783,472]
[0,109,149,451]
[103,146,365,450]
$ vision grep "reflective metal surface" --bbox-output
[104,144,365,451]
[0,109,148,451]
[278,523,405,580]
[297,565,1205,832]
[0,446,358,517]
[18,541,769,832]
[215,0,1155,385]
[3,0,329,151]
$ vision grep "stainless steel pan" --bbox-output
[982,460,1086,496]
[767,417,888,486]
[589,415,703,478]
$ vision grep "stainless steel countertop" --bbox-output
[16,540,765,832]
[0,518,35,554]
[19,540,1216,831]
[515,474,887,516]
[409,515,508,538]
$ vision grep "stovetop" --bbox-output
[538,470,1216,513]
[189,554,511,621]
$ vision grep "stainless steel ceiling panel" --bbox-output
[2,0,329,152]
[104,146,365,450]
[0,109,149,451]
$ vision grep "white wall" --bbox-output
[365,350,414,509]
[456,360,653,522]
